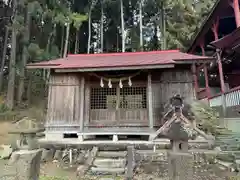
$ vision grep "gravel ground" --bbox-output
[133,161,233,180]
[1,157,238,180]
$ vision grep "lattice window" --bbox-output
[90,86,147,110]
[120,87,147,109]
[90,88,117,109]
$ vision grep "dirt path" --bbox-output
[0,121,15,145]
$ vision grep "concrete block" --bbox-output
[93,158,126,168]
[41,148,54,162]
[45,132,63,140]
[98,151,127,158]
[90,167,125,175]
[8,149,42,180]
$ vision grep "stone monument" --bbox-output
[1,117,44,180]
[163,95,194,180]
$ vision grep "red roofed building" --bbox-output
[27,50,214,142]
[188,0,240,120]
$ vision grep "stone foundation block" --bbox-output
[168,151,193,180]
[41,148,54,162]
[8,149,42,180]
[45,132,63,140]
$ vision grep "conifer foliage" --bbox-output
[0,0,216,109]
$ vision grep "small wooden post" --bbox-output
[79,76,85,132]
[69,148,73,166]
[221,93,227,117]
[125,146,135,180]
[147,73,153,129]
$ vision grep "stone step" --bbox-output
[97,151,127,158]
[93,158,126,168]
[216,160,234,171]
[90,167,125,175]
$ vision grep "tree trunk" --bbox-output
[17,8,31,104]
[0,26,9,92]
[139,0,143,51]
[160,2,166,50]
[100,1,104,53]
[6,0,17,110]
[120,0,125,52]
[87,5,93,54]
[74,29,79,54]
[60,26,65,57]
[63,23,70,58]
[27,71,32,104]
[116,34,119,52]
[43,28,54,82]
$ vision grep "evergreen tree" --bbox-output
[0,0,216,109]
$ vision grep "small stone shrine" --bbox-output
[5,117,44,180]
[8,117,44,150]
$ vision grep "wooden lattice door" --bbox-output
[90,85,148,126]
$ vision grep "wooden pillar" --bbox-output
[216,50,227,117]
[216,51,225,93]
[200,43,210,98]
[84,82,90,127]
[79,76,85,132]
[191,63,199,98]
[203,65,210,98]
[212,21,225,93]
[212,20,226,117]
[233,0,240,27]
[148,73,153,129]
[212,19,219,40]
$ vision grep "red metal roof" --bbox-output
[187,0,230,53]
[27,50,214,71]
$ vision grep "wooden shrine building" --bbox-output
[27,50,214,141]
[188,0,240,124]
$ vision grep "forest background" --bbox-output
[0,0,216,119]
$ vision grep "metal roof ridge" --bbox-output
[67,49,180,57]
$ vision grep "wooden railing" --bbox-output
[209,86,240,107]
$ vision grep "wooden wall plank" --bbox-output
[46,69,194,130]
[152,69,194,126]
[84,81,90,126]
[148,73,154,129]
[79,77,85,132]
[46,73,82,128]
